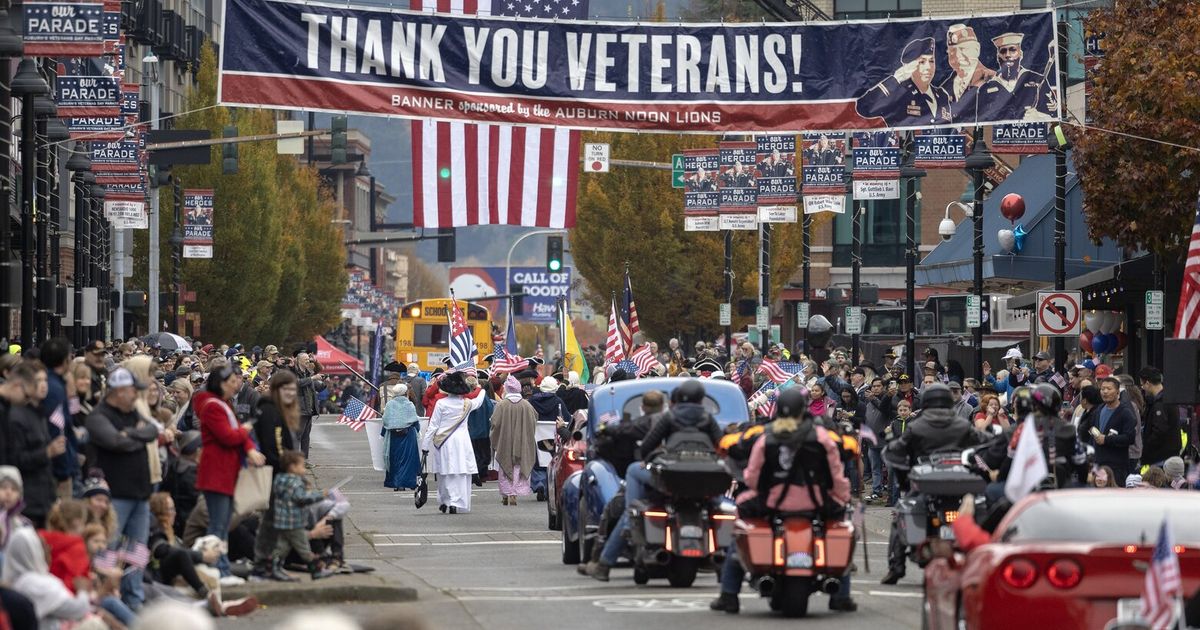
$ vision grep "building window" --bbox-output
[832,180,920,267]
[834,0,920,19]
[1020,0,1048,7]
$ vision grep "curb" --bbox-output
[222,582,418,607]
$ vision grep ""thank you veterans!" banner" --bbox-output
[218,0,1060,133]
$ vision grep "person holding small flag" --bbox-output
[420,371,489,514]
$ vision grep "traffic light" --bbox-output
[436,227,456,263]
[546,235,563,272]
[222,126,237,174]
[331,115,348,165]
[511,284,523,316]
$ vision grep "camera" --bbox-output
[938,217,956,241]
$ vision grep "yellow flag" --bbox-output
[560,305,590,384]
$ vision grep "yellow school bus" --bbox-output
[394,299,495,372]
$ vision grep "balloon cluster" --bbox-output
[1081,311,1126,354]
[998,193,1028,253]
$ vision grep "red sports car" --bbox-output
[923,489,1200,630]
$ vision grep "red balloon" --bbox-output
[1000,193,1026,222]
[1080,330,1093,354]
[1114,331,1128,353]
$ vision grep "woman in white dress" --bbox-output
[421,371,486,514]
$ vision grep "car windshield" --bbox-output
[1000,493,1200,545]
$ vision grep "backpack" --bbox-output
[661,414,717,458]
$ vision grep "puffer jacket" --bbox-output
[884,407,984,472]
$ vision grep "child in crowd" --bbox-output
[0,466,29,565]
[271,452,333,581]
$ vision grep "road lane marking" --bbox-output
[866,590,923,598]
[376,531,550,537]
[374,540,559,547]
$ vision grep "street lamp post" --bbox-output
[0,12,25,342]
[91,185,106,341]
[67,143,92,346]
[965,128,993,381]
[170,177,182,334]
[12,59,49,346]
[900,133,927,378]
[34,96,53,344]
[48,119,69,338]
[145,52,162,335]
[845,164,860,366]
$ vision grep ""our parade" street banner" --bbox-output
[218,0,1060,133]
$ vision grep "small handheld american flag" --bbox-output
[492,304,527,374]
[339,396,378,432]
[758,358,804,384]
[120,541,150,569]
[1140,517,1182,630]
[447,299,479,372]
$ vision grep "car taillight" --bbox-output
[943,510,958,524]
[643,511,669,519]
[1001,558,1038,589]
[1046,559,1082,589]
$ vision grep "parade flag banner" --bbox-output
[121,85,140,119]
[755,135,797,224]
[65,116,125,141]
[558,300,590,384]
[851,131,900,201]
[992,122,1049,154]
[801,132,845,215]
[55,74,121,117]
[183,189,215,259]
[718,141,757,230]
[91,140,142,172]
[218,0,1060,133]
[23,1,106,56]
[683,148,719,216]
[913,129,966,169]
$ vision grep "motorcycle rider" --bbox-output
[588,380,723,582]
[880,383,984,585]
[710,387,854,614]
[577,390,666,575]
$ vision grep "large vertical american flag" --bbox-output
[492,303,527,373]
[409,0,587,229]
[605,297,626,365]
[1140,518,1182,630]
[448,299,479,371]
[619,270,641,353]
[339,396,378,432]
[1175,193,1200,339]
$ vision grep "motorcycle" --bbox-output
[733,509,856,618]
[895,449,988,566]
[627,453,735,587]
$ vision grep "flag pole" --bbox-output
[338,360,380,393]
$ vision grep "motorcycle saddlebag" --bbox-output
[897,496,929,547]
[733,518,775,573]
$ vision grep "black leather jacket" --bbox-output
[883,407,984,472]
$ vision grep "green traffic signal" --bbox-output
[546,235,563,273]
[549,259,562,272]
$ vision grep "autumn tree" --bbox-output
[571,131,805,343]
[1072,2,1200,257]
[136,44,346,345]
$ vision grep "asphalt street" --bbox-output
[218,416,924,629]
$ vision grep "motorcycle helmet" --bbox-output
[1010,386,1035,418]
[1031,383,1063,416]
[775,388,808,419]
[672,379,706,405]
[920,383,953,410]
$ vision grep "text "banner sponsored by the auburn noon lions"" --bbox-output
[218,0,1060,133]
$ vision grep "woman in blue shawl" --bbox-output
[382,382,421,490]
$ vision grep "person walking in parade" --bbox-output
[490,376,539,505]
[421,371,488,514]
[382,381,421,492]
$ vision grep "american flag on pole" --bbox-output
[447,299,478,371]
[610,360,639,377]
[1175,193,1200,339]
[338,396,378,432]
[619,270,641,353]
[630,344,661,377]
[605,297,626,365]
[752,381,780,418]
[492,304,527,373]
[1139,517,1182,630]
[758,358,804,384]
[409,0,587,229]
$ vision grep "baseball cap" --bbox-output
[1002,348,1023,361]
[108,367,147,390]
[948,381,962,391]
[264,344,279,357]
[897,374,912,383]
[1072,358,1096,371]
[1033,351,1051,361]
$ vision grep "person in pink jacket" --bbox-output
[711,388,855,615]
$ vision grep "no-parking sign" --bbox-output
[1036,291,1082,337]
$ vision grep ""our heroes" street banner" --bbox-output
[218,0,1060,133]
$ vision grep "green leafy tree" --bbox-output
[1073,2,1200,257]
[139,44,345,345]
[570,131,805,343]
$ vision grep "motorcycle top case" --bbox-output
[908,464,987,497]
[650,458,732,499]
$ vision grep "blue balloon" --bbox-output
[1013,223,1028,253]
[1093,333,1111,354]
